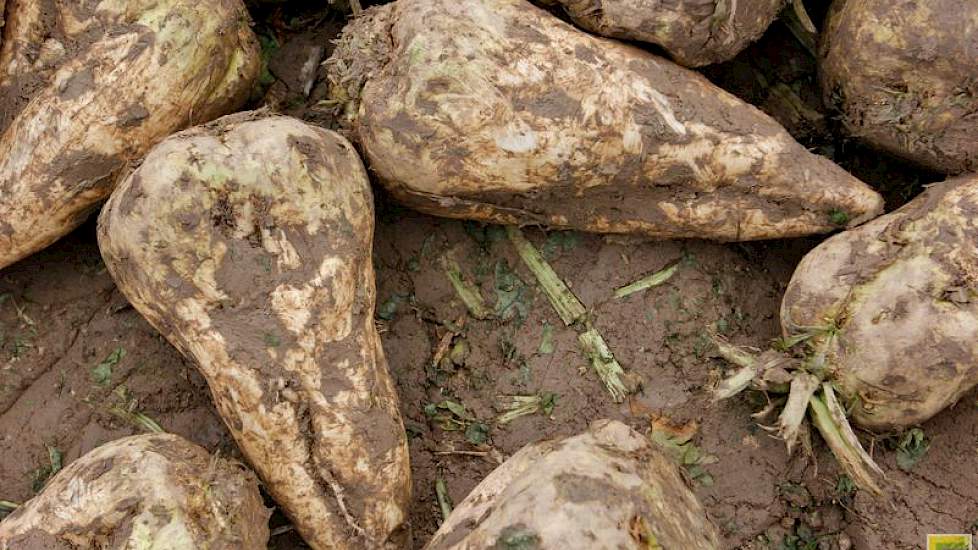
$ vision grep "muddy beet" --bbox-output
[549,0,786,67]
[324,0,883,242]
[0,433,269,549]
[0,0,260,269]
[820,0,978,174]
[1,1,976,550]
[97,113,410,550]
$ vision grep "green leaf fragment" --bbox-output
[695,472,715,487]
[110,406,165,434]
[47,446,62,477]
[539,392,557,415]
[257,34,280,86]
[649,426,718,487]
[464,422,490,445]
[715,317,730,334]
[537,323,555,354]
[835,475,856,497]
[435,478,453,523]
[686,464,714,486]
[895,427,930,471]
[493,260,529,322]
[828,209,849,226]
[377,293,408,320]
[541,231,579,258]
[449,339,470,366]
[773,332,814,351]
[442,400,467,418]
[30,446,65,493]
[263,333,281,347]
[91,347,126,386]
[493,525,542,550]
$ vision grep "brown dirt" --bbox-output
[2,2,976,550]
[5,206,978,549]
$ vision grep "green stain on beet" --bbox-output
[491,525,541,549]
[263,333,280,347]
[828,209,849,226]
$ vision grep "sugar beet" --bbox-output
[820,0,978,174]
[97,113,411,549]
[0,0,260,269]
[782,174,978,430]
[0,434,269,549]
[550,0,786,67]
[324,0,883,242]
[426,420,720,549]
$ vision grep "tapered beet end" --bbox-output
[325,0,883,242]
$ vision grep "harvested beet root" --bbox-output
[324,0,882,242]
[97,113,411,550]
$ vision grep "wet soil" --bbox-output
[3,204,977,549]
[1,2,974,550]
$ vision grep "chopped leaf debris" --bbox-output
[496,392,558,424]
[648,416,717,487]
[895,428,930,471]
[614,261,679,299]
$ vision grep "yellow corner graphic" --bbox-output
[928,534,973,550]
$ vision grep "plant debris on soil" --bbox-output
[5,205,978,548]
[1,2,974,549]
